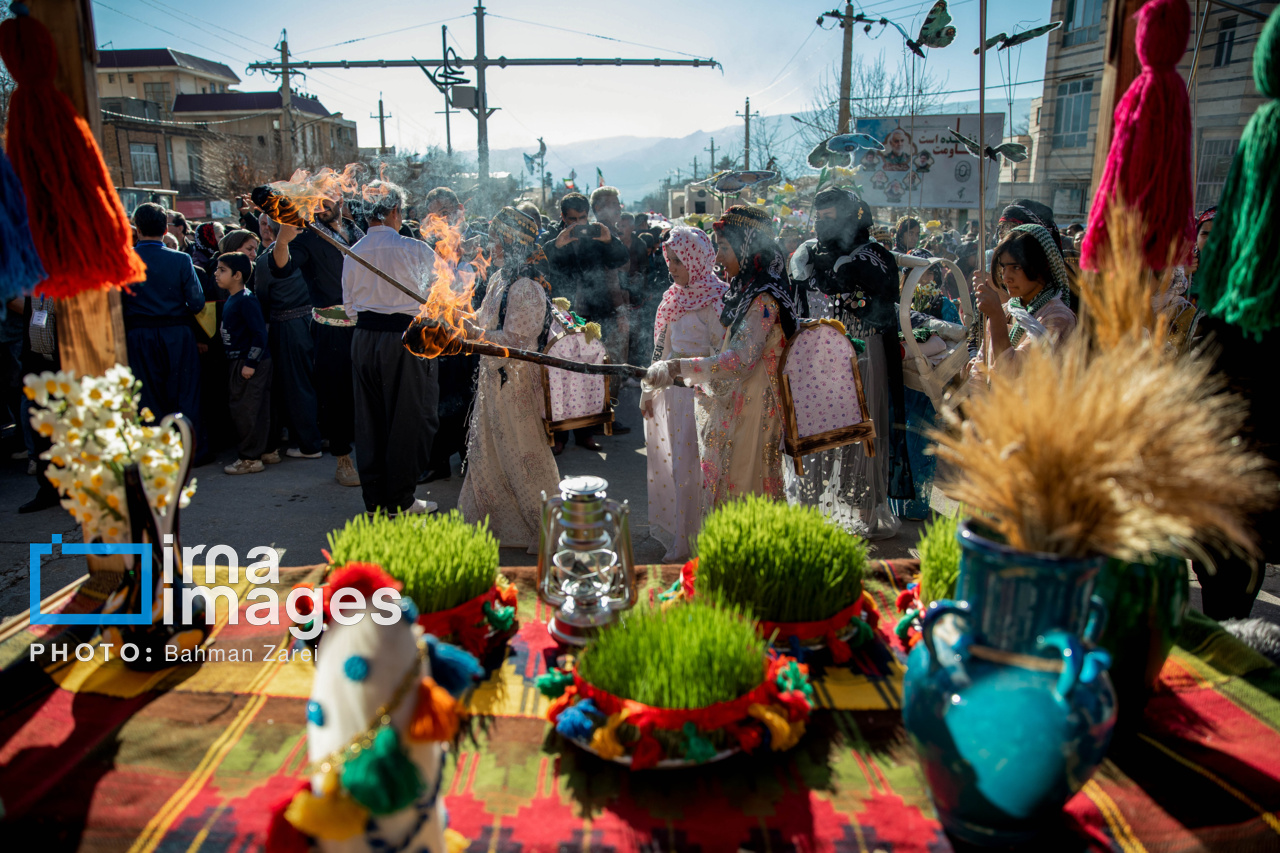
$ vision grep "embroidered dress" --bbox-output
[645,227,727,560]
[458,266,561,553]
[680,294,787,511]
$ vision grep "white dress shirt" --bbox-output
[341,225,436,318]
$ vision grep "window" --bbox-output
[107,73,115,83]
[1214,16,1237,67]
[187,139,204,185]
[1052,183,1088,216]
[143,82,171,111]
[130,142,161,185]
[165,137,175,180]
[1196,138,1239,209]
[127,73,134,83]
[1062,0,1103,47]
[1052,78,1094,149]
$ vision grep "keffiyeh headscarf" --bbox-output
[655,226,727,340]
[1006,223,1071,345]
[490,207,551,291]
[713,205,797,338]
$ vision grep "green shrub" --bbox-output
[918,512,961,606]
[695,495,867,623]
[577,600,766,709]
[326,510,499,613]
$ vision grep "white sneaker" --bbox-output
[403,498,438,515]
[287,447,322,459]
[261,450,282,464]
[224,458,265,475]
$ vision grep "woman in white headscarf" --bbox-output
[640,226,727,561]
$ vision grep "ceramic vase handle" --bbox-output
[1037,630,1085,705]
[1084,595,1108,645]
[919,599,972,672]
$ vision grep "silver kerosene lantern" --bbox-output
[536,476,637,645]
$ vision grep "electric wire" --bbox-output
[484,13,714,62]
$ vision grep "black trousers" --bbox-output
[269,317,322,454]
[427,352,477,475]
[126,325,206,461]
[228,358,273,460]
[313,323,356,457]
[352,328,439,513]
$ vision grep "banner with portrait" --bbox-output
[849,113,1004,209]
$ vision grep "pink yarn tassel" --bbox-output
[1081,0,1193,270]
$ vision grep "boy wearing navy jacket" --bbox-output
[215,252,273,475]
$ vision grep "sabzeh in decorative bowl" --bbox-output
[313,511,518,662]
[672,496,877,663]
[537,599,815,769]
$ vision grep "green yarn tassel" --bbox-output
[681,722,718,763]
[656,578,683,602]
[776,660,814,702]
[845,616,874,650]
[482,601,516,632]
[341,726,425,816]
[535,667,575,698]
[896,609,920,642]
[1198,7,1280,339]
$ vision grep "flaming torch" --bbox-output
[251,183,645,379]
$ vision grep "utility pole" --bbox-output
[736,97,759,170]
[437,27,453,155]
[248,4,719,183]
[690,156,699,180]
[475,2,490,181]
[538,136,547,208]
[279,30,294,177]
[704,137,717,170]
[818,5,856,134]
[371,94,392,154]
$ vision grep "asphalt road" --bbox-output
[2,384,1276,625]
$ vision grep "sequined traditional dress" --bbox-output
[646,304,725,560]
[458,268,561,552]
[680,294,787,511]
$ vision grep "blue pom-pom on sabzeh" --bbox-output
[424,634,483,699]
[554,699,600,741]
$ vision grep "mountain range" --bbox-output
[486,98,1033,207]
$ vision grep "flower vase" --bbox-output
[101,414,210,670]
[953,520,1108,653]
[903,601,1117,845]
[1093,555,1188,738]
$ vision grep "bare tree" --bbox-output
[796,52,948,152]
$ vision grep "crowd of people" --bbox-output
[5,180,1252,614]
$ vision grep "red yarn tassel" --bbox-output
[0,14,145,298]
[264,781,311,853]
[1081,0,1193,271]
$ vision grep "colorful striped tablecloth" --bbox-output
[1,560,1276,852]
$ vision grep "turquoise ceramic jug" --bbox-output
[904,600,1117,845]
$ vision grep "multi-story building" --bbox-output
[96,49,358,221]
[1012,0,1275,224]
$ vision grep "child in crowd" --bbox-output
[214,252,273,475]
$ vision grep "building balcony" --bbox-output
[171,180,218,197]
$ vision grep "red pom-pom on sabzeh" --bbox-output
[321,562,403,621]
[0,14,146,298]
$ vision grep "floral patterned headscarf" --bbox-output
[655,226,727,341]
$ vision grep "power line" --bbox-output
[295,15,471,55]
[485,14,714,62]
[753,25,824,98]
[100,107,281,126]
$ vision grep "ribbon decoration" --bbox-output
[416,582,519,657]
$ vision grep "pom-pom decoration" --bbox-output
[0,148,46,300]
[1081,0,1193,271]
[0,12,145,298]
[1198,7,1280,338]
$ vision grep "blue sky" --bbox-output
[91,0,1055,160]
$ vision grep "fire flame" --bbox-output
[269,164,367,224]
[406,212,491,359]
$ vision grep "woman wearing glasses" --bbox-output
[969,224,1076,377]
